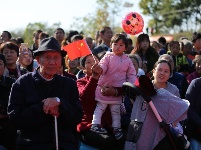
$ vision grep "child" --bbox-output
[168,41,190,74]
[90,34,137,140]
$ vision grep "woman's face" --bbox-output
[2,47,18,66]
[20,50,33,67]
[153,62,171,84]
[140,39,149,51]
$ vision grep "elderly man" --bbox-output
[8,37,83,150]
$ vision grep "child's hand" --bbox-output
[92,63,103,75]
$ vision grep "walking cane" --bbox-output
[123,80,178,150]
[54,116,59,150]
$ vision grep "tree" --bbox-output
[23,22,61,46]
[139,0,201,34]
[69,0,126,38]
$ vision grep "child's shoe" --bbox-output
[90,124,107,134]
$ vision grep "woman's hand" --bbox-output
[100,85,117,96]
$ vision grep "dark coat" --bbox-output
[0,76,15,115]
[186,77,201,141]
[135,46,159,73]
[8,69,83,150]
[0,76,16,150]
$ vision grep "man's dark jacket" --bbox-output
[8,69,83,150]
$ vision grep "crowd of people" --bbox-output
[0,27,201,150]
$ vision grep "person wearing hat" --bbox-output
[8,37,83,150]
[0,54,16,150]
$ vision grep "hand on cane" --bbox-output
[43,97,60,117]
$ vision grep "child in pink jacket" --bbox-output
[91,34,137,140]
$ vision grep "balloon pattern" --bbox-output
[122,12,144,35]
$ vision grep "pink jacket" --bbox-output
[95,52,137,104]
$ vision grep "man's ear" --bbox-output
[35,56,40,63]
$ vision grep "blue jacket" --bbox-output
[8,69,83,149]
[168,72,189,99]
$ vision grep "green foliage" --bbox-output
[69,0,125,38]
[139,0,201,34]
[22,22,61,46]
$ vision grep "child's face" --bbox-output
[111,39,126,56]
[84,55,97,76]
[170,43,180,56]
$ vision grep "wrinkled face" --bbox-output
[170,43,180,56]
[0,60,5,76]
[111,39,126,56]
[20,50,33,67]
[36,51,61,79]
[153,62,171,84]
[194,38,201,51]
[2,47,18,66]
[54,29,65,42]
[140,39,149,51]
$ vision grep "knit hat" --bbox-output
[33,37,66,57]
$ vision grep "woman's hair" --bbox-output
[131,33,150,53]
[154,59,172,75]
[110,33,128,48]
[0,42,19,56]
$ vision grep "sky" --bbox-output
[0,0,151,34]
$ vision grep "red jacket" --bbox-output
[76,76,112,132]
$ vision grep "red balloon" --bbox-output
[122,12,144,35]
